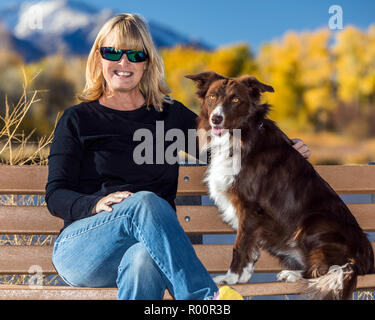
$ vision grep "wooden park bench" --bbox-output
[0,164,374,300]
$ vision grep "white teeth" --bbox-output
[115,71,132,76]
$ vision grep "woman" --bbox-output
[45,13,310,300]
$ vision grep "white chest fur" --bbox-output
[204,133,239,230]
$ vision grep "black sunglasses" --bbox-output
[99,47,148,63]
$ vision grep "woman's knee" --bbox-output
[114,191,176,220]
[132,191,169,208]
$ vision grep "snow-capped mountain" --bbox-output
[0,22,44,61]
[0,0,211,62]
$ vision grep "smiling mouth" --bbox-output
[211,126,225,136]
[114,70,133,77]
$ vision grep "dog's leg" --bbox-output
[276,248,305,283]
[277,270,303,282]
[214,211,260,285]
[238,247,260,283]
[214,247,259,285]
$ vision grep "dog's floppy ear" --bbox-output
[185,71,226,99]
[239,75,274,94]
[239,75,273,119]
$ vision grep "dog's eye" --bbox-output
[208,94,216,100]
[232,97,239,103]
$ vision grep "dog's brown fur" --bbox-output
[187,71,375,300]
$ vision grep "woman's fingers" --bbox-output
[100,204,113,212]
[113,192,133,198]
[291,138,311,160]
[105,194,130,205]
[93,191,134,214]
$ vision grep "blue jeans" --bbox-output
[52,191,218,300]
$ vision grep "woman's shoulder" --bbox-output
[60,101,98,121]
[162,99,197,117]
[64,100,96,114]
[161,99,198,131]
[55,101,98,131]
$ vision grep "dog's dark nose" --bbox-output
[211,114,223,125]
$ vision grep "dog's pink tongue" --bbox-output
[212,127,224,136]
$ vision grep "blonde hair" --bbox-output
[78,13,171,110]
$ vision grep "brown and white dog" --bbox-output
[186,71,375,300]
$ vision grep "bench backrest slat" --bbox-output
[2,165,375,195]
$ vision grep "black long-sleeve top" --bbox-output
[45,99,199,231]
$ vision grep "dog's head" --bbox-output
[186,71,274,137]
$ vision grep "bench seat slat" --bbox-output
[1,204,375,235]
[2,165,375,195]
[1,273,374,300]
[232,273,375,297]
[1,243,374,275]
[0,285,118,300]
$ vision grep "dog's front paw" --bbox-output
[214,271,240,285]
[276,270,303,282]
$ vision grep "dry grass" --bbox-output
[0,69,64,286]
[0,68,58,166]
[0,234,56,246]
[355,290,375,300]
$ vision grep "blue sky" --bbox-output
[84,0,375,50]
[2,0,375,51]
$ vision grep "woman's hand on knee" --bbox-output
[92,191,134,214]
